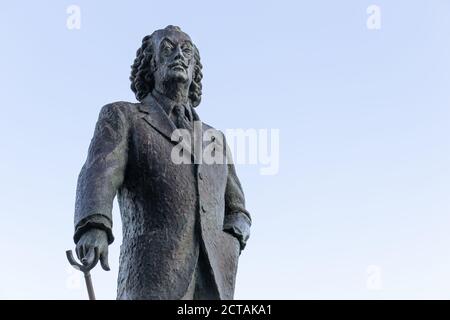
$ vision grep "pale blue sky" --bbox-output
[0,1,449,299]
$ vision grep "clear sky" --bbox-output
[0,1,449,299]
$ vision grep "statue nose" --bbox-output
[173,45,185,59]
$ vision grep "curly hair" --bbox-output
[130,26,203,107]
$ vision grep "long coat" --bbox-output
[73,95,251,299]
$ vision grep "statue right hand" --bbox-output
[76,228,110,271]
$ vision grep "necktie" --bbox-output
[173,104,196,162]
[173,104,193,132]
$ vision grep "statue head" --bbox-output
[130,25,203,107]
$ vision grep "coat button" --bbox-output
[201,205,206,213]
[198,172,203,180]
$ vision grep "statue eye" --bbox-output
[161,42,174,55]
[182,46,193,57]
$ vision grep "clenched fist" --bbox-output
[76,228,110,271]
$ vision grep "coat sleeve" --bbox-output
[73,102,129,245]
[223,134,252,250]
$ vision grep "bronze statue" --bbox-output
[72,25,251,299]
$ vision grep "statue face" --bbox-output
[152,29,195,87]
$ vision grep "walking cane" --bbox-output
[66,248,100,300]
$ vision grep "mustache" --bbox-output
[168,60,188,69]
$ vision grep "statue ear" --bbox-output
[151,59,157,71]
[149,56,157,72]
[144,57,156,83]
[144,72,153,82]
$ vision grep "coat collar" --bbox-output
[138,93,204,160]
[138,93,202,137]
[138,94,178,143]
[150,90,194,122]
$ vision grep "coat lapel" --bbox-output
[138,95,178,144]
[138,95,203,163]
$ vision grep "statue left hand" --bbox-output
[76,228,110,271]
[223,224,250,251]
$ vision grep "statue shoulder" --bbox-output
[201,121,219,132]
[93,101,142,131]
[98,101,140,120]
[201,122,225,136]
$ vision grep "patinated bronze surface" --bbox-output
[73,26,251,300]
